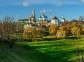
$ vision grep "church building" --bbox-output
[51,16,59,25]
[18,9,63,29]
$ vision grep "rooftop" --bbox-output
[19,19,29,21]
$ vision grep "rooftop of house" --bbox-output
[52,16,59,20]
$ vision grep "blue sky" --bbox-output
[0,0,84,21]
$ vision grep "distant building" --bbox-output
[18,9,36,24]
[39,14,48,21]
[29,9,36,23]
[24,23,38,29]
[26,9,37,28]
[18,19,29,23]
[18,9,64,29]
[61,16,66,22]
[37,13,50,27]
[51,16,59,25]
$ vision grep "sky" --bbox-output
[0,0,84,21]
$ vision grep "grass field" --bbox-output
[0,39,84,62]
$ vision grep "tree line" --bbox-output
[0,16,84,42]
[23,20,84,40]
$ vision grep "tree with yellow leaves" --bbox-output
[48,24,58,36]
[56,26,67,39]
[23,27,43,40]
[71,26,81,38]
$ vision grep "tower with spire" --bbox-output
[29,9,36,23]
[32,9,35,17]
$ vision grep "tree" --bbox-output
[23,27,34,40]
[0,21,3,39]
[2,16,16,40]
[71,25,82,38]
[23,27,43,40]
[16,22,24,33]
[81,27,84,35]
[0,16,16,48]
[71,21,82,37]
[56,26,67,39]
[56,30,66,39]
[48,24,58,36]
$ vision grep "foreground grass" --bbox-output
[0,38,84,62]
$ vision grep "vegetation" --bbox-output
[0,39,84,62]
[0,16,84,62]
[23,20,84,40]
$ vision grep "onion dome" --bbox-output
[39,16,42,18]
[41,14,48,18]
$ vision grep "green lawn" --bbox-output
[0,39,84,62]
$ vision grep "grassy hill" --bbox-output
[0,39,84,62]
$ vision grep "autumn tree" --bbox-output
[23,27,34,40]
[71,21,82,38]
[23,27,44,41]
[71,26,82,38]
[0,21,3,39]
[48,24,58,36]
[56,30,66,39]
[56,26,67,39]
[81,27,84,35]
[0,16,16,48]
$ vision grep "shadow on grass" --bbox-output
[0,40,80,62]
[14,43,78,62]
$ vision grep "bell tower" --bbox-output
[29,9,36,23]
[32,9,35,17]
[32,9,36,22]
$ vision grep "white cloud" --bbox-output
[54,2,63,6]
[81,0,84,2]
[22,1,30,7]
[0,0,83,7]
[40,9,46,13]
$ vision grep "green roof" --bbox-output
[18,19,29,21]
[15,22,24,27]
